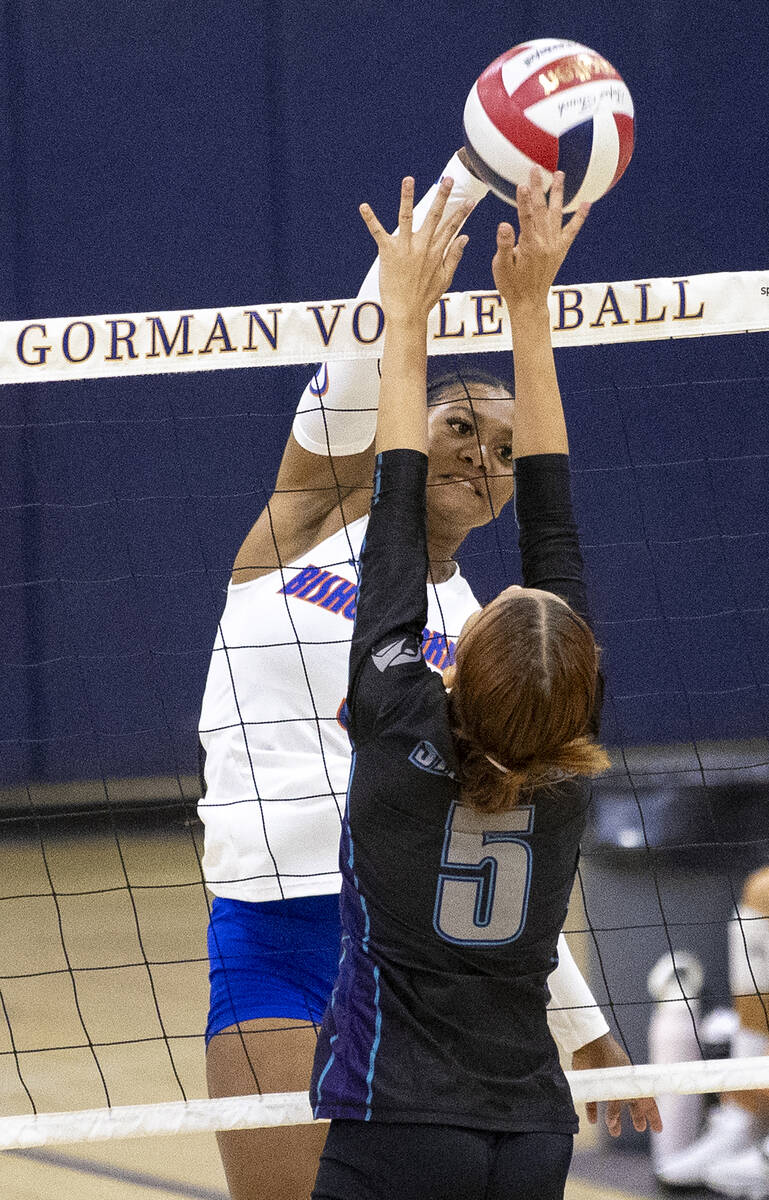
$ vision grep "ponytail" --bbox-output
[452,725,610,814]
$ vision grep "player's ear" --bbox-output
[442,663,456,691]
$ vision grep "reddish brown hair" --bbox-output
[449,590,609,812]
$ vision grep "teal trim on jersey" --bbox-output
[313,1033,338,1116]
[365,964,382,1120]
[372,455,382,505]
[345,778,383,1120]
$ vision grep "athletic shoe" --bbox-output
[703,1136,769,1200]
[655,1103,758,1190]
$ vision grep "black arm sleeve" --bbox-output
[514,453,590,626]
[514,453,603,733]
[347,449,430,738]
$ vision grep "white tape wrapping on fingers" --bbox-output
[1,270,768,385]
[2,1057,769,1149]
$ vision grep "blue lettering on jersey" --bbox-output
[422,630,453,669]
[279,567,456,666]
[408,739,457,780]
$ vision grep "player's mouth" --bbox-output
[442,474,485,498]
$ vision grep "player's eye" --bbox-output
[447,417,473,436]
[498,444,513,464]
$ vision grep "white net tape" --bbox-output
[2,1059,769,1150]
[1,270,767,384]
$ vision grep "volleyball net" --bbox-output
[1,269,768,1149]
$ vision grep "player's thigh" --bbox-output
[207,1016,320,1094]
[208,1018,327,1200]
[487,1131,573,1200]
[215,1121,328,1200]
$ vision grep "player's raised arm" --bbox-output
[358,174,472,457]
[488,168,592,623]
[293,150,488,459]
[231,154,488,584]
[346,176,471,720]
[492,168,589,459]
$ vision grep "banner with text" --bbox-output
[1,270,768,385]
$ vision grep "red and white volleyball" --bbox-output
[463,39,634,210]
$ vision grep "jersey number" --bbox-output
[433,803,534,946]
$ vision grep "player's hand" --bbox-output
[492,168,589,317]
[359,176,473,327]
[571,1032,663,1138]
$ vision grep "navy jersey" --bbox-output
[310,449,598,1134]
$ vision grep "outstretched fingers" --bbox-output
[397,176,415,236]
[359,173,473,324]
[514,167,589,270]
[442,232,470,281]
[434,197,475,259]
[516,180,534,235]
[496,220,516,250]
[547,170,565,234]
[491,220,516,290]
[561,200,591,251]
[419,174,455,243]
[359,200,388,248]
[527,166,549,235]
[546,167,590,252]
[361,174,475,265]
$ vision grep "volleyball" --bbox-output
[463,39,634,211]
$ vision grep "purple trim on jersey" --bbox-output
[313,748,360,1115]
[313,934,344,1106]
[312,792,384,1119]
[313,750,382,1119]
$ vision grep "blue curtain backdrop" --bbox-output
[1,0,767,787]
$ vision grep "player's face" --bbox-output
[425,382,515,533]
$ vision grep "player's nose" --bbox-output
[460,442,487,471]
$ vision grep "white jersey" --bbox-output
[198,515,479,902]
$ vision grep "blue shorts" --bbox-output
[205,894,342,1044]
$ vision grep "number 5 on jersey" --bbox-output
[433,803,534,946]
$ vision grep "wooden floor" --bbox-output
[0,810,658,1199]
[2,1139,660,1200]
[3,1135,229,1199]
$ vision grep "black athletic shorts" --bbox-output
[312,1119,574,1200]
